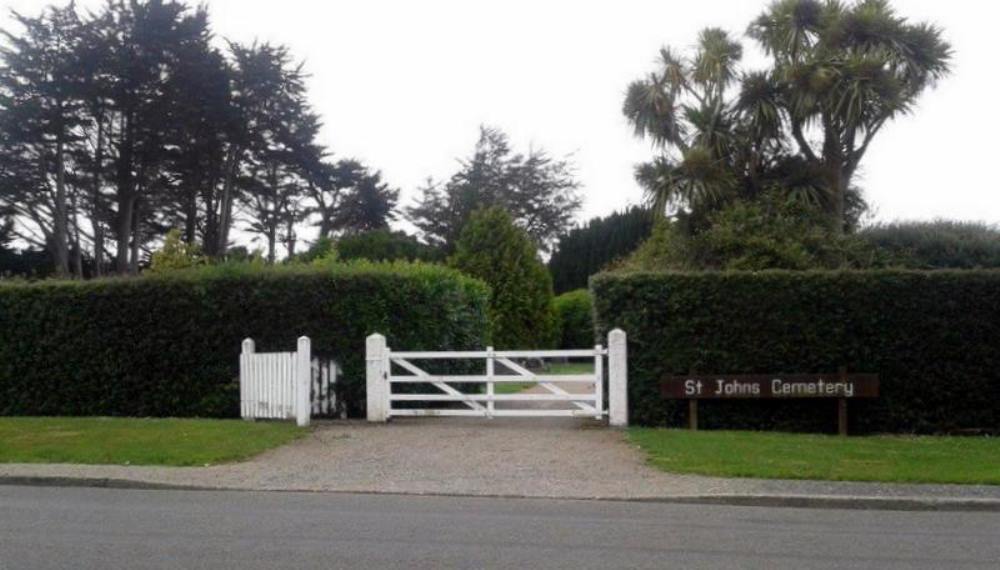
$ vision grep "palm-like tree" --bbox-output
[626,0,951,232]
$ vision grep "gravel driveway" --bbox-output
[0,418,718,498]
[3,417,1000,506]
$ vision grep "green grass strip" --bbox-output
[628,428,1000,485]
[0,417,306,467]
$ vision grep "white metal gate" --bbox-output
[365,329,629,425]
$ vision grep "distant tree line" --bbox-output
[0,0,396,278]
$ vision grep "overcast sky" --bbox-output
[5,0,998,227]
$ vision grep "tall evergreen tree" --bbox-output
[332,169,398,234]
[0,4,87,277]
[230,42,325,263]
[408,126,580,252]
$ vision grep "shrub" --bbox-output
[450,207,557,349]
[337,229,443,263]
[292,236,336,264]
[592,270,1000,434]
[612,218,690,272]
[148,229,206,274]
[553,289,594,349]
[0,262,489,418]
[860,221,1000,269]
[616,194,877,272]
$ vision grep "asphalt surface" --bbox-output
[1,486,998,569]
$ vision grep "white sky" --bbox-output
[4,0,999,228]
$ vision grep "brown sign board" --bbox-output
[661,374,879,400]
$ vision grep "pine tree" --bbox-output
[409,126,580,252]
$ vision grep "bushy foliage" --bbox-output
[148,229,207,274]
[553,290,594,349]
[860,221,1000,269]
[449,207,557,349]
[548,206,653,293]
[617,194,877,271]
[337,230,443,263]
[291,236,337,264]
[687,195,877,270]
[0,262,489,418]
[592,270,1000,433]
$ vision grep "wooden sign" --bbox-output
[660,373,879,400]
[660,371,879,436]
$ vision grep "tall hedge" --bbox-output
[0,262,489,418]
[592,270,1000,434]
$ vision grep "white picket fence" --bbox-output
[365,329,628,425]
[239,336,339,426]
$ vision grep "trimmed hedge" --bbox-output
[0,262,489,418]
[554,289,594,349]
[592,270,1000,434]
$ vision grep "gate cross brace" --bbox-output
[495,357,598,414]
[391,357,486,411]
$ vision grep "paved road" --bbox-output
[1,486,997,569]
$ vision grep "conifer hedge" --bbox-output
[592,270,1000,433]
[0,262,489,418]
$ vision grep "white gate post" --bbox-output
[295,336,312,427]
[366,333,388,422]
[594,344,604,420]
[608,329,628,427]
[240,338,255,420]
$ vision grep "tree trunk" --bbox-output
[826,166,845,234]
[267,221,277,264]
[115,112,136,274]
[184,189,198,245]
[91,115,106,277]
[70,193,84,279]
[129,199,140,275]
[116,195,134,274]
[54,136,70,277]
[217,147,240,256]
[820,113,847,234]
[285,217,296,258]
[202,160,220,257]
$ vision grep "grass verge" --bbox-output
[0,417,306,467]
[628,428,1000,485]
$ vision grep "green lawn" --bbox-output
[0,417,306,467]
[628,428,1000,485]
[493,361,596,394]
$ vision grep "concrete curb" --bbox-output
[3,475,998,512]
[660,494,1000,512]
